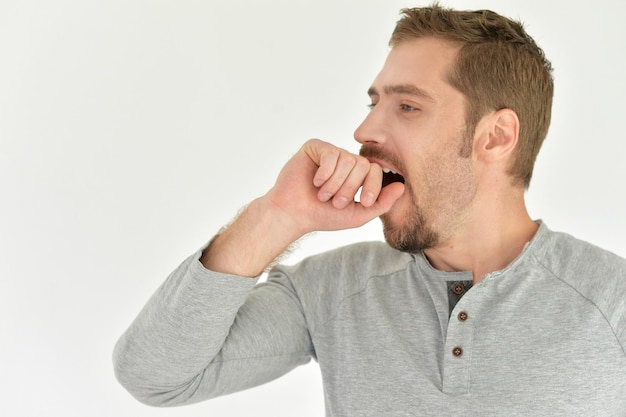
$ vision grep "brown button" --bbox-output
[457,311,468,322]
[452,346,463,357]
[451,283,465,295]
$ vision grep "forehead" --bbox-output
[370,37,460,100]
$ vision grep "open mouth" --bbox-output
[382,168,405,188]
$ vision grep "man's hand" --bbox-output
[201,139,404,277]
[267,139,405,236]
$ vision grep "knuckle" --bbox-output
[368,161,382,171]
[339,152,356,167]
[356,156,370,171]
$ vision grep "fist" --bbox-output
[265,139,405,234]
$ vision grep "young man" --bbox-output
[114,5,626,415]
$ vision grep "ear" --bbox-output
[474,108,519,162]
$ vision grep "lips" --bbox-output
[359,146,406,188]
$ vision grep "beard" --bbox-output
[380,188,439,253]
[359,144,440,253]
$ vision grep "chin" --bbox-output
[380,207,438,253]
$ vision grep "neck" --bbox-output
[423,190,538,284]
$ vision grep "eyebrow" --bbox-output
[367,84,436,102]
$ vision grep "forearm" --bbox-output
[200,195,306,277]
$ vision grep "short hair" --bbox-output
[390,4,554,188]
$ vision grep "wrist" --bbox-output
[199,195,306,277]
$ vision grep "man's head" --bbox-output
[356,4,553,252]
[391,4,553,188]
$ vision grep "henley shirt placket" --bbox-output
[442,280,483,395]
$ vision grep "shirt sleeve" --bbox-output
[112,250,315,407]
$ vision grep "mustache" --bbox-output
[359,145,406,174]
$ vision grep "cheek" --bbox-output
[414,154,476,203]
[440,158,477,205]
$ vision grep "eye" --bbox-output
[367,102,377,110]
[400,103,419,112]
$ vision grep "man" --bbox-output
[114,4,626,415]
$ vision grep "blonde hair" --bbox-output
[391,4,554,187]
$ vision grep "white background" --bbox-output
[1,0,625,416]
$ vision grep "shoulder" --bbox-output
[292,241,412,277]
[532,228,626,285]
[268,241,414,328]
[278,241,413,290]
[531,227,626,352]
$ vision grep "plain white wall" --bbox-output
[1,0,624,416]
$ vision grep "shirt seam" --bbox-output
[210,350,314,364]
[257,278,318,360]
[315,257,415,332]
[530,253,626,359]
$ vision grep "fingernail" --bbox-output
[319,192,332,202]
[361,192,374,206]
[335,196,349,208]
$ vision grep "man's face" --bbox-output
[356,37,478,252]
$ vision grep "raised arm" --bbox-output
[113,139,404,406]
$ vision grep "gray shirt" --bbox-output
[114,222,626,416]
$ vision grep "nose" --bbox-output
[354,105,388,146]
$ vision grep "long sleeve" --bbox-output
[112,251,315,406]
